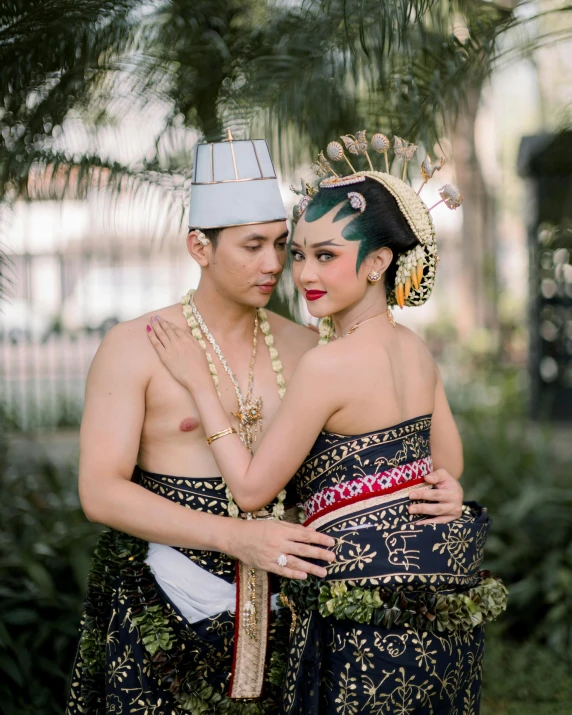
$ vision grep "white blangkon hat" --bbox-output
[188,131,287,229]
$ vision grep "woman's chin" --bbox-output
[305,301,331,319]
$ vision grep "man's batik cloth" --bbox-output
[66,529,286,714]
[66,463,291,715]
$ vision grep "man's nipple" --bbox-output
[179,417,200,433]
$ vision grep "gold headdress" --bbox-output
[294,131,463,310]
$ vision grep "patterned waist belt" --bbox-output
[303,456,432,526]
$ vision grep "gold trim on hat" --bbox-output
[230,141,239,180]
[188,218,287,230]
[192,175,277,185]
[251,140,264,179]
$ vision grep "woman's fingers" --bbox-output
[147,324,165,352]
[160,318,182,338]
[150,316,170,345]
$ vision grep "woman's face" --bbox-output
[290,206,371,318]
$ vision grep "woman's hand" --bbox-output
[408,468,464,525]
[227,519,336,580]
[147,316,210,392]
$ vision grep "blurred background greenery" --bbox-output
[1,1,572,713]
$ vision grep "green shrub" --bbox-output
[457,373,572,653]
[0,413,100,714]
[482,626,572,714]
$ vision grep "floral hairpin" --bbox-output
[348,192,366,213]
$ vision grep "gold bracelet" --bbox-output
[206,427,237,445]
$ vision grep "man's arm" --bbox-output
[78,321,335,580]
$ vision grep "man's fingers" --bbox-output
[409,502,450,516]
[282,555,328,579]
[285,524,336,548]
[280,568,309,580]
[409,488,448,502]
[289,542,336,563]
[415,515,457,525]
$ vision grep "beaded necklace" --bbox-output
[181,288,287,519]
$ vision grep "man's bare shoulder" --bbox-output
[265,310,319,357]
[90,303,181,376]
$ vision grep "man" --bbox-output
[68,132,463,714]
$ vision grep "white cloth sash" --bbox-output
[145,542,236,623]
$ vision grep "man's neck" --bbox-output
[192,281,258,341]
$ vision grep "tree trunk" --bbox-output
[452,85,498,337]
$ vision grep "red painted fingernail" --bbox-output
[146,325,151,332]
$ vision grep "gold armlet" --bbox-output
[206,427,237,445]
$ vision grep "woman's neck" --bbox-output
[332,294,389,337]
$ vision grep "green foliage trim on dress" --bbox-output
[282,573,508,633]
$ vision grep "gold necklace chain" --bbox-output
[180,288,287,520]
[341,308,395,338]
[189,294,262,452]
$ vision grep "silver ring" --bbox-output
[276,554,288,568]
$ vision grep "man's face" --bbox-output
[207,220,289,307]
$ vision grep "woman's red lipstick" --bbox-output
[306,290,327,301]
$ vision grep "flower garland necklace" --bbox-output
[181,288,287,519]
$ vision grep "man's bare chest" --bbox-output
[142,361,284,444]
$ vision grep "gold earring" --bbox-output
[195,230,210,246]
[367,271,381,284]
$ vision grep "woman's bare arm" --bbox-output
[429,368,463,479]
[148,317,340,512]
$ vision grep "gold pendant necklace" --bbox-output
[189,294,262,452]
[341,308,395,338]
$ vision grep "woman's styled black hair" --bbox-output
[303,177,419,286]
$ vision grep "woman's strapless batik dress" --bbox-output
[280,415,507,715]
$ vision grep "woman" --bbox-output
[148,133,507,714]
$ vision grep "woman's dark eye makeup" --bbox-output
[290,248,336,262]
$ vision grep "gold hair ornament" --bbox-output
[294,129,463,313]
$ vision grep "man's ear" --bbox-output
[187,230,211,267]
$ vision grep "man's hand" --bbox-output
[227,519,336,580]
[407,468,463,525]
